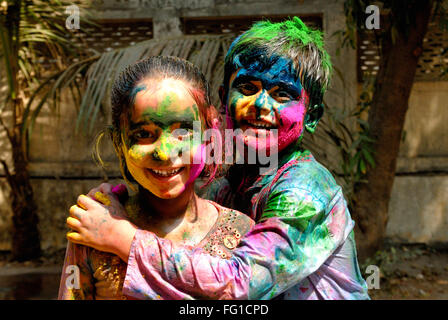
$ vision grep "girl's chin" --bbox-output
[161,185,188,198]
[142,167,191,195]
[143,181,189,200]
[236,136,279,155]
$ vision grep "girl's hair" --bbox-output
[94,55,220,189]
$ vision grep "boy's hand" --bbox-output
[66,183,136,262]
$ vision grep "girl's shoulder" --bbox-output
[198,201,255,259]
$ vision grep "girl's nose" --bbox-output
[152,147,169,161]
[152,131,181,162]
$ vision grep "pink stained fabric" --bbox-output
[58,201,253,300]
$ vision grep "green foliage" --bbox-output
[319,81,376,205]
[0,0,93,154]
[328,0,448,205]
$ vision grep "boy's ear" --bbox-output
[304,103,324,134]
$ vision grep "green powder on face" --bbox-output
[157,95,173,117]
[141,98,199,127]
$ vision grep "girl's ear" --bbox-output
[304,104,324,133]
[206,105,220,129]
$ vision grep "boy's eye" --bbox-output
[271,90,294,102]
[237,82,258,96]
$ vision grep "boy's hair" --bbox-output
[223,16,332,108]
[94,56,219,188]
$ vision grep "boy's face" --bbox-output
[225,56,310,154]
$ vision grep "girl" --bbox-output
[58,56,254,300]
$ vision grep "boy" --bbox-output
[68,17,369,299]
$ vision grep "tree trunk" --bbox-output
[11,148,41,261]
[0,0,41,261]
[352,1,433,260]
[2,124,42,261]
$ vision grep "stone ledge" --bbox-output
[386,175,448,243]
[396,157,448,173]
[1,157,446,178]
[27,161,121,178]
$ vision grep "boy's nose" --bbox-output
[253,90,273,116]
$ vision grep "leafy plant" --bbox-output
[0,0,92,260]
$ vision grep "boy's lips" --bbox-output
[242,118,277,130]
[146,167,185,180]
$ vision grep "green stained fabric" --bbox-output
[262,190,316,232]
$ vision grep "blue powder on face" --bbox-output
[232,53,303,96]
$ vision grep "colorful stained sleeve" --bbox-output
[123,236,252,299]
[122,181,355,299]
[249,185,354,298]
[58,241,95,300]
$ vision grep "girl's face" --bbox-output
[121,78,206,199]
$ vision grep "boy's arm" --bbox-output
[122,187,353,299]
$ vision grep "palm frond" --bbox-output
[21,55,98,139]
[73,34,236,134]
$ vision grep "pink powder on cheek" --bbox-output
[185,144,206,187]
[276,91,309,151]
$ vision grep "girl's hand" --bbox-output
[66,183,136,262]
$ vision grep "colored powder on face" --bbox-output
[226,55,309,152]
[128,145,146,162]
[233,55,302,93]
[275,89,308,149]
[140,103,198,128]
[185,144,206,188]
[130,85,147,104]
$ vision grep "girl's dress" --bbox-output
[58,198,254,300]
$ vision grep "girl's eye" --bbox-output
[271,90,293,102]
[238,83,258,96]
[133,130,153,140]
[172,129,193,141]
